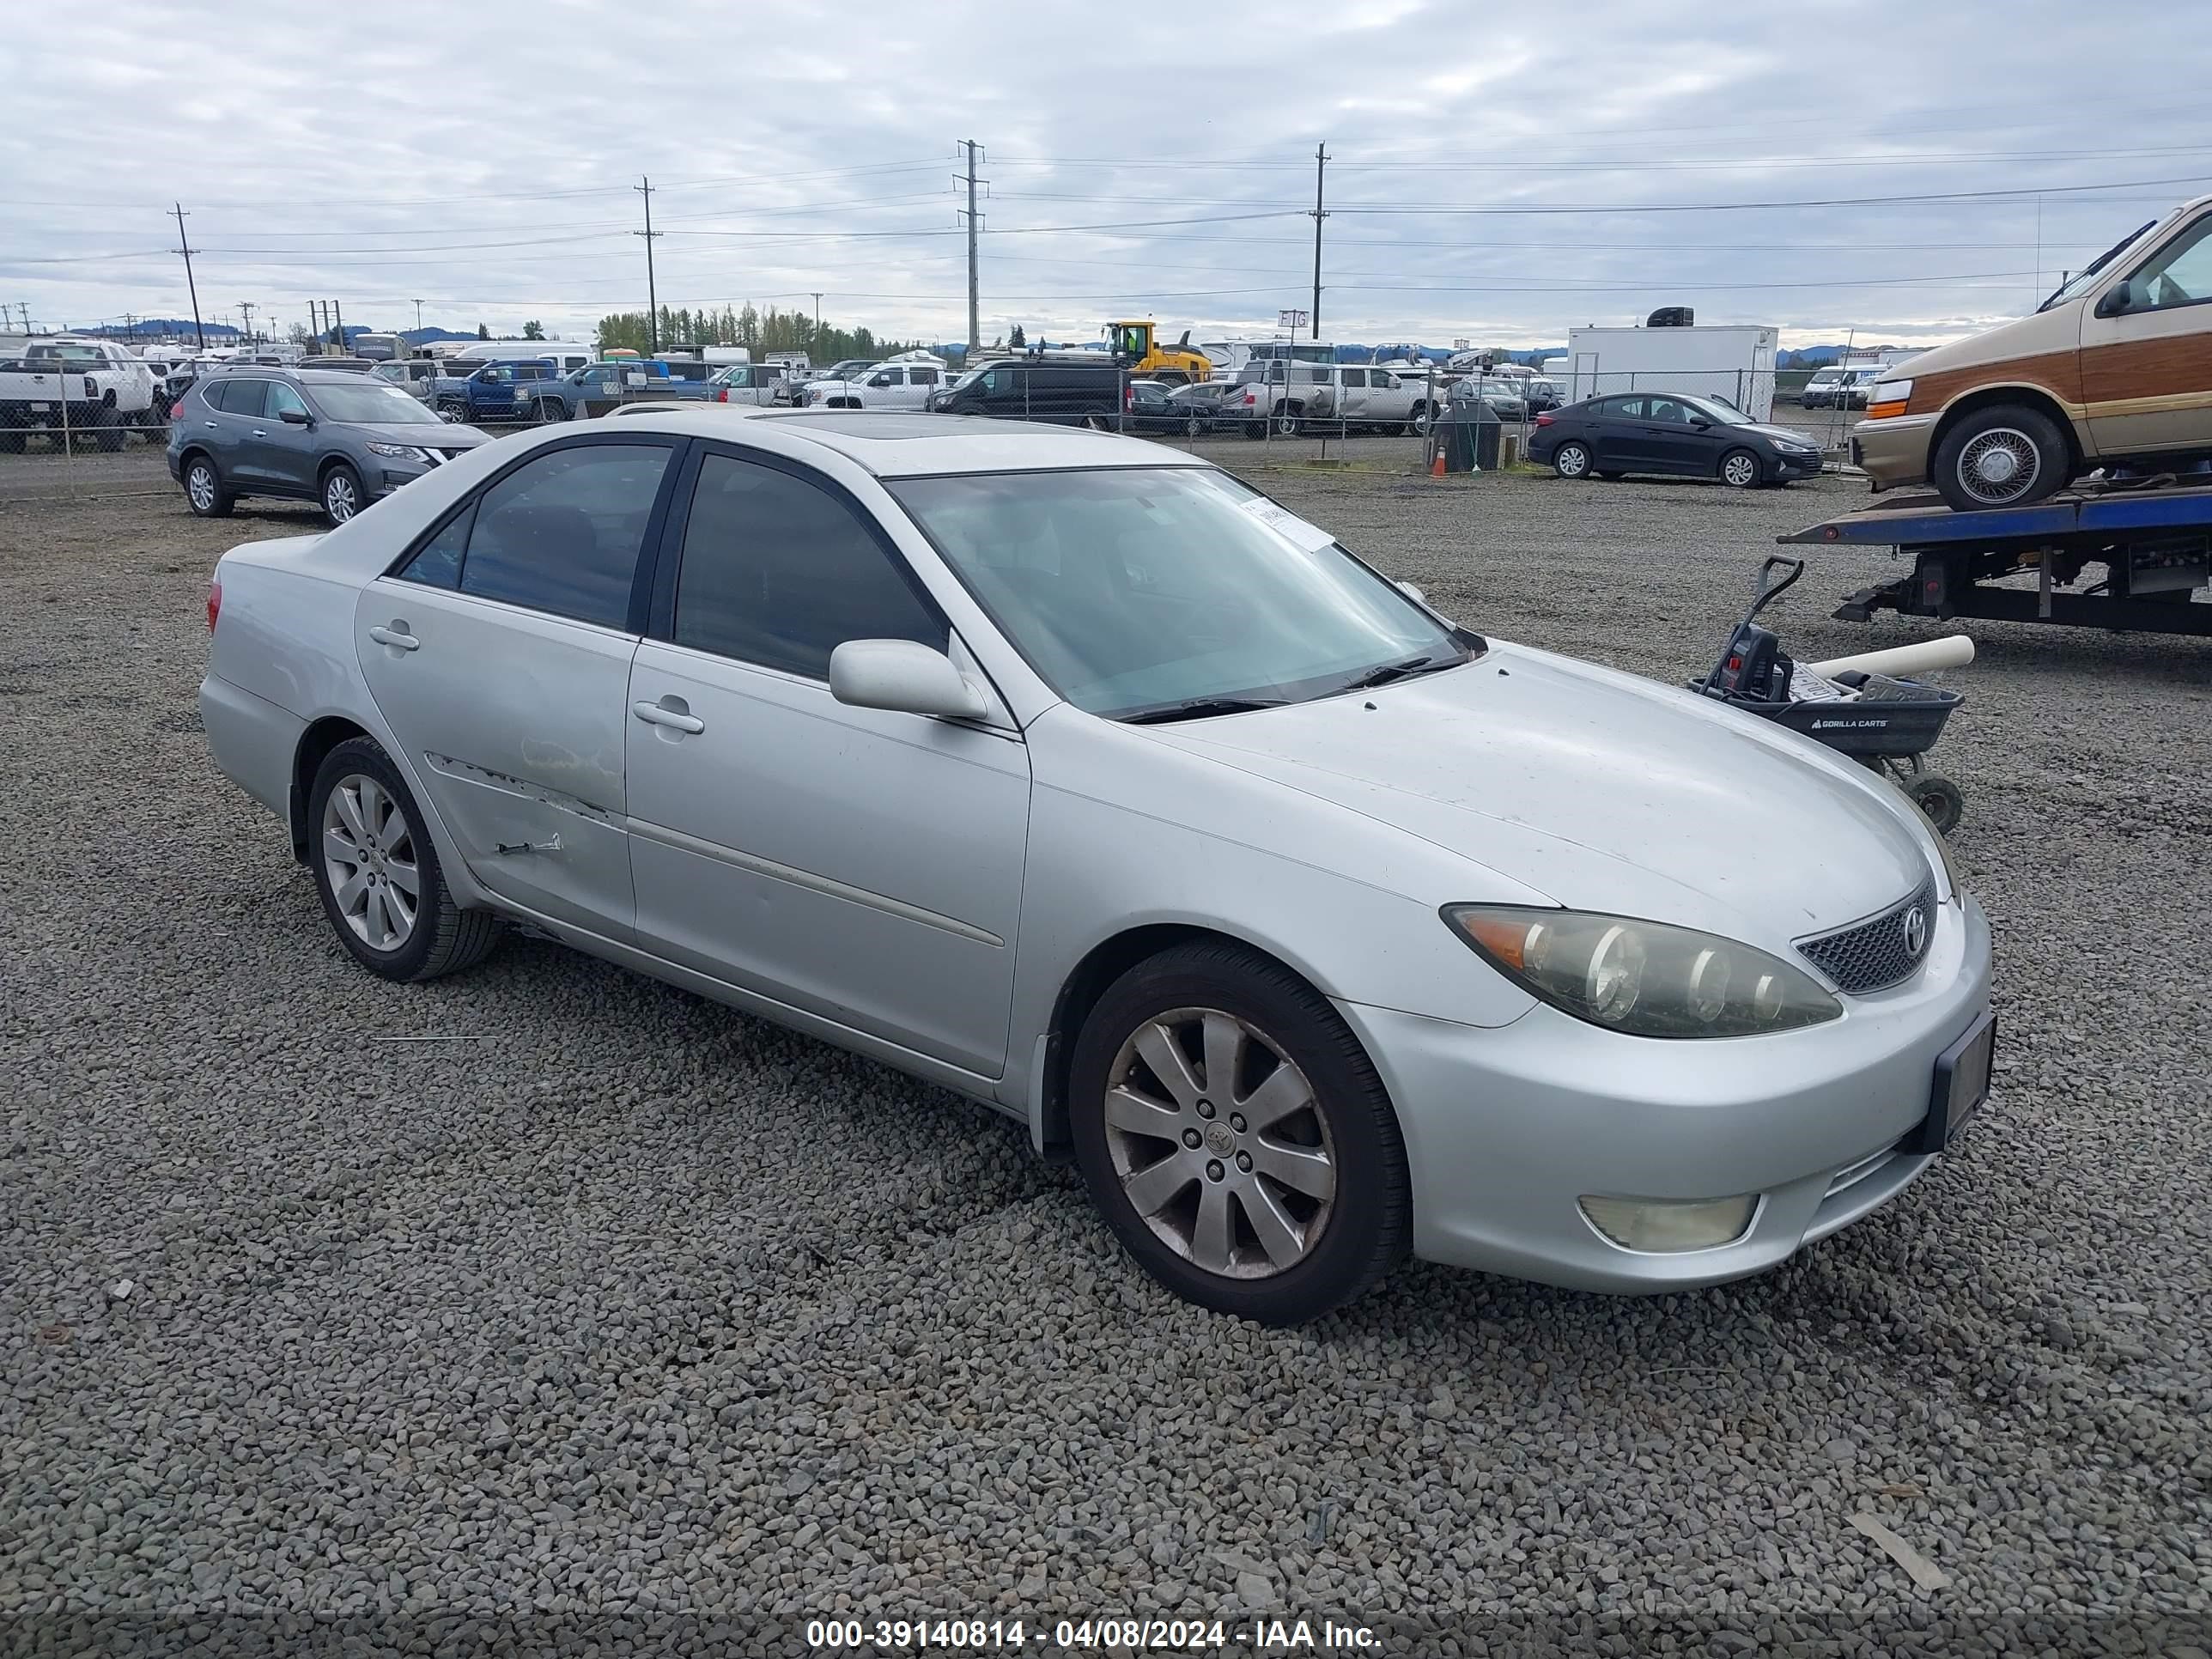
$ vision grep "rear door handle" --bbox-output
[632,697,704,734]
[368,624,419,651]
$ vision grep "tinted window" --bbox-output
[1609,397,1644,419]
[1644,398,1691,424]
[457,443,672,629]
[912,368,939,386]
[397,501,473,591]
[1340,369,1366,388]
[221,379,269,418]
[673,453,945,679]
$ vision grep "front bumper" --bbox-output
[1770,449,1823,479]
[1850,411,1937,492]
[1337,893,1993,1292]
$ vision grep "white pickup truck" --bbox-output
[1224,363,1437,437]
[0,337,162,449]
[802,359,948,410]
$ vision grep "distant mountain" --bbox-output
[56,317,240,341]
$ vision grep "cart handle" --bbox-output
[1747,556,1805,619]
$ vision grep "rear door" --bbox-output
[624,445,1030,1073]
[208,378,271,483]
[354,434,684,939]
[1585,396,1641,468]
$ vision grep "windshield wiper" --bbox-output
[1339,653,1455,691]
[1119,696,1290,725]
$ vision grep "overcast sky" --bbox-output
[3,0,2203,352]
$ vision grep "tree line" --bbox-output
[592,303,929,362]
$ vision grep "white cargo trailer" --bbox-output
[1559,325,1779,421]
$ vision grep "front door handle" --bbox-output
[632,697,704,734]
[250,428,267,438]
[368,623,419,651]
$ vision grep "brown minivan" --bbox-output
[1854,192,2212,510]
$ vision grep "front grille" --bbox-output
[1796,878,1936,994]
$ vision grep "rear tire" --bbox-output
[1068,940,1410,1325]
[1273,403,1301,437]
[1552,440,1592,480]
[309,737,502,983]
[183,454,233,517]
[1932,404,2069,511]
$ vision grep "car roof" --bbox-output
[592,407,1211,478]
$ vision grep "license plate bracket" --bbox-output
[1901,1011,1996,1155]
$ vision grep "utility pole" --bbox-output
[1308,143,1328,343]
[958,139,985,353]
[412,298,425,335]
[635,175,660,356]
[171,202,205,349]
[238,301,255,347]
[811,291,822,351]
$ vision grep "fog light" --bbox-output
[1578,1194,1757,1253]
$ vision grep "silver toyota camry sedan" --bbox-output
[199,409,1995,1324]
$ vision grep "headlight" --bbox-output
[1443,906,1843,1037]
[364,441,429,460]
[1867,378,1912,416]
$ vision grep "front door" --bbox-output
[235,380,318,494]
[1638,394,1723,475]
[354,435,682,940]
[2082,210,2212,460]
[625,446,1030,1077]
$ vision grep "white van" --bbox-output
[448,341,593,373]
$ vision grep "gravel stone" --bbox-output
[1,450,2207,1654]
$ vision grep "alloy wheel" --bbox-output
[1723,452,1759,488]
[321,773,419,951]
[324,471,360,522]
[186,464,216,511]
[1102,1006,1338,1279]
[1556,442,1589,478]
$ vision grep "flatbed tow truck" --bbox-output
[1786,477,2212,638]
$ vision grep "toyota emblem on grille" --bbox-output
[1902,905,1929,958]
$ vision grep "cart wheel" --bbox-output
[1905,774,1964,836]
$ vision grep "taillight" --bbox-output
[714,389,729,403]
[1125,386,1134,411]
[1243,391,1256,406]
[1534,413,1554,427]
[206,580,222,634]
[82,374,98,398]
[169,400,184,419]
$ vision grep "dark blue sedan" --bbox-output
[1526,392,1826,489]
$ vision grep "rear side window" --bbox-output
[221,379,269,418]
[672,452,945,679]
[407,443,672,629]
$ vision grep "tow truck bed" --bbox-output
[1786,481,2212,637]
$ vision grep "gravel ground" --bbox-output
[3,458,2208,1657]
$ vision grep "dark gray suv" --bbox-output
[167,368,489,526]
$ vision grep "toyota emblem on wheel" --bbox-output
[1904,905,1929,958]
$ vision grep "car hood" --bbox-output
[1145,641,1932,944]
[1740,423,1817,446]
[349,422,488,449]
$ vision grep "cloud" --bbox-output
[0,0,2203,352]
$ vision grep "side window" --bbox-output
[457,443,673,629]
[672,453,946,680]
[913,368,939,386]
[223,380,269,419]
[198,379,229,412]
[981,368,1006,393]
[266,382,309,420]
[397,501,473,591]
[1340,370,1365,388]
[1645,398,1688,425]
[2128,216,2212,311]
[1610,397,1644,420]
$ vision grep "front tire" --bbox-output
[1553,440,1592,480]
[321,462,366,526]
[183,454,233,517]
[1068,941,1411,1325]
[1932,404,2069,511]
[1720,447,1763,489]
[309,737,501,983]
[435,400,467,423]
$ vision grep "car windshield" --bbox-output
[2039,218,2156,311]
[889,466,1468,720]
[307,381,444,424]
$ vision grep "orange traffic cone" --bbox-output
[1431,449,1446,477]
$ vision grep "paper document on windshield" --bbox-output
[1239,497,1338,554]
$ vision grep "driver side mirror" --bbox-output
[1689,416,1711,429]
[828,640,988,721]
[2094,283,2133,319]
[279,408,310,426]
